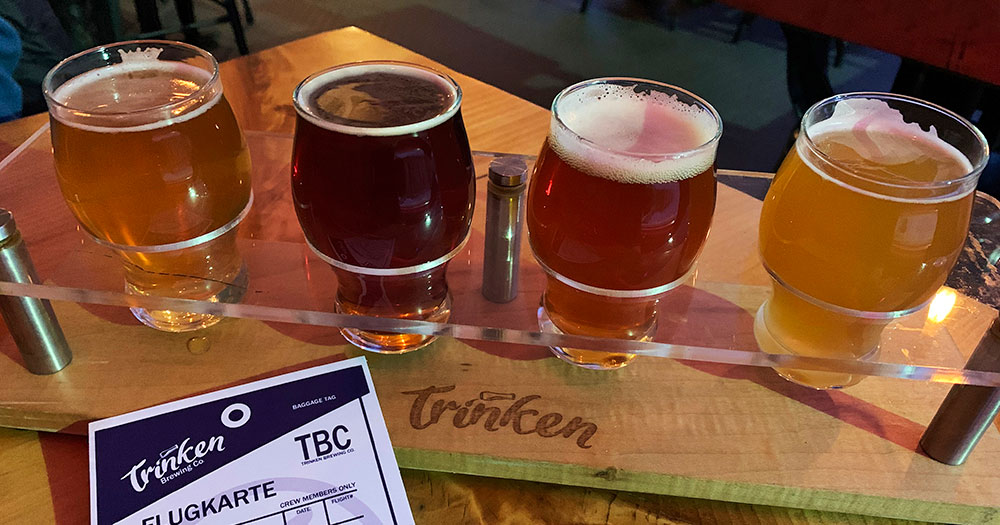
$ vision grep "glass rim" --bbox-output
[550,77,723,159]
[291,60,463,136]
[800,91,990,192]
[42,39,221,118]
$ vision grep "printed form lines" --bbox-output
[233,490,360,524]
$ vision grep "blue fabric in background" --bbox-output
[0,16,19,121]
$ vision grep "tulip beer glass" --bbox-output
[527,78,722,369]
[291,61,475,353]
[756,93,988,388]
[44,41,252,332]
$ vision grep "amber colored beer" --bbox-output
[50,78,250,246]
[527,78,721,369]
[756,95,983,388]
[291,62,475,353]
[331,265,451,351]
[45,42,251,331]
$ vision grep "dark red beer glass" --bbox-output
[291,61,475,353]
[527,78,722,370]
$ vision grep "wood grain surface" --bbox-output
[0,27,997,525]
[0,426,927,525]
[216,26,550,154]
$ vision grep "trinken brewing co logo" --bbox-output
[401,386,598,448]
[121,402,251,492]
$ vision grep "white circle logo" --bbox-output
[221,403,251,428]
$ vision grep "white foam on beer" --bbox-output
[50,48,221,133]
[295,63,460,137]
[801,98,975,203]
[549,83,719,184]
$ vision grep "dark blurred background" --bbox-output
[1,0,997,183]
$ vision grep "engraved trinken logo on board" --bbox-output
[401,386,598,448]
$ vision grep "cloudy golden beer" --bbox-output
[45,41,251,331]
[756,94,986,388]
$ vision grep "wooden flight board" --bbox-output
[0,178,998,523]
[0,27,998,524]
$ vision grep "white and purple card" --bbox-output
[89,357,414,525]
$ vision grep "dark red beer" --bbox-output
[526,78,722,369]
[291,62,475,352]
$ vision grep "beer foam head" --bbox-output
[294,62,461,137]
[550,81,720,184]
[49,47,220,133]
[797,96,983,203]
[807,97,973,173]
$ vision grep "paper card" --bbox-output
[88,357,414,525]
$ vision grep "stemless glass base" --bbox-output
[120,222,250,333]
[330,262,454,354]
[754,298,882,390]
[535,276,663,370]
[128,263,249,333]
[336,292,452,354]
[130,306,225,333]
[536,306,643,370]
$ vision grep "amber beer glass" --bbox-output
[527,78,722,369]
[757,93,989,389]
[43,41,252,332]
[291,62,475,353]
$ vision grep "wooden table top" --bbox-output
[0,27,987,525]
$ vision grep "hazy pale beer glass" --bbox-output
[756,93,989,389]
[43,41,252,332]
[527,78,722,369]
[291,61,475,353]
